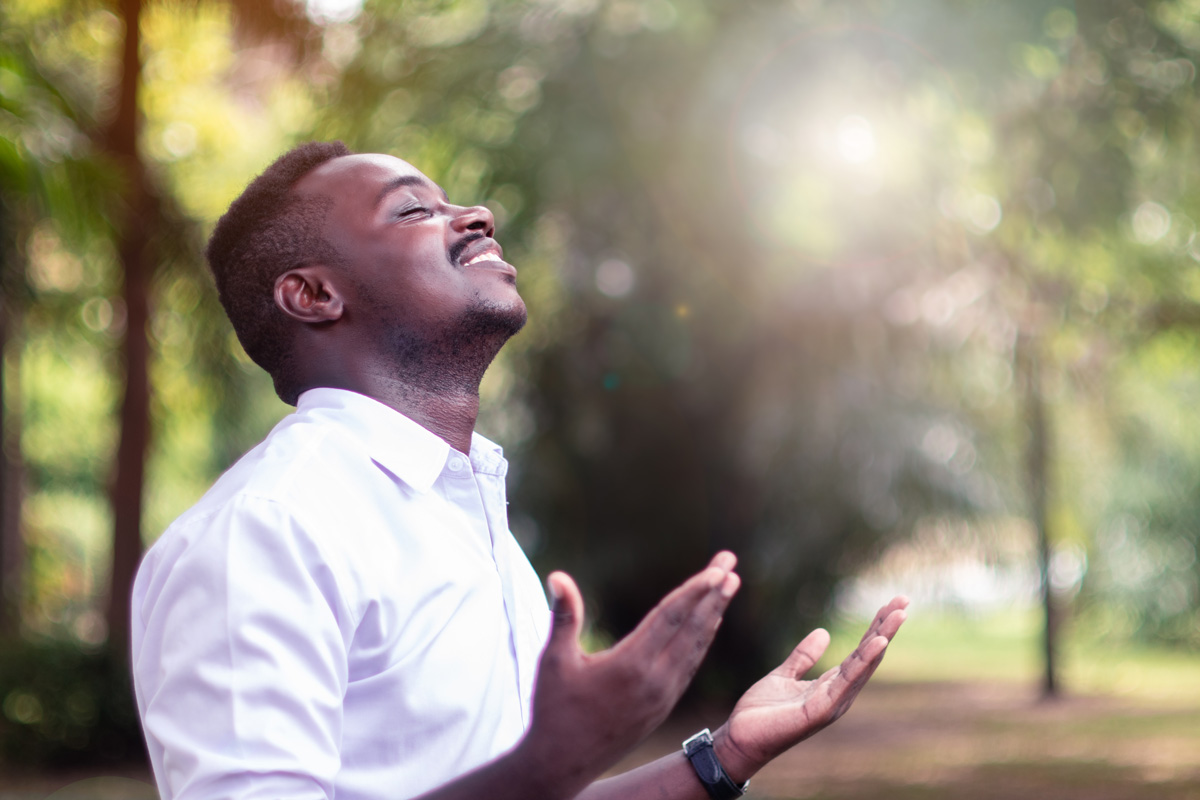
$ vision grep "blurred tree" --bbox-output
[0,22,117,638]
[321,0,990,689]
[0,0,328,762]
[104,0,152,656]
[961,0,1200,690]
[103,0,317,651]
[3,0,315,651]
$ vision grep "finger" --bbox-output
[838,608,907,684]
[860,607,907,649]
[858,596,910,646]
[778,627,831,679]
[708,550,738,572]
[876,606,907,641]
[656,570,740,671]
[545,571,585,653]
[618,563,732,658]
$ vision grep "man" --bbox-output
[131,141,908,800]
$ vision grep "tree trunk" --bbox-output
[0,201,24,637]
[1019,332,1058,699]
[105,0,151,656]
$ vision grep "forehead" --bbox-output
[294,153,441,207]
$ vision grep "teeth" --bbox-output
[465,253,502,266]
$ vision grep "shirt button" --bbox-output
[448,457,466,472]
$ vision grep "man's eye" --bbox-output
[398,206,427,218]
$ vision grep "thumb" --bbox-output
[779,628,831,679]
[546,571,585,651]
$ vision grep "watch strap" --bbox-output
[681,728,748,800]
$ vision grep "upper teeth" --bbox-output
[466,253,501,266]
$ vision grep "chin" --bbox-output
[464,297,528,341]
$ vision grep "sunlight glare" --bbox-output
[306,0,364,24]
[835,115,876,164]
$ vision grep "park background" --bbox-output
[1,0,1199,797]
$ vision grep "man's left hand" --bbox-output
[710,595,909,782]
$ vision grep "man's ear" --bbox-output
[274,266,345,324]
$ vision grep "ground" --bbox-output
[3,680,1198,799]
[612,680,1200,800]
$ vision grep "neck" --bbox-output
[361,373,481,454]
[292,302,524,453]
[294,330,509,454]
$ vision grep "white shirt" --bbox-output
[131,388,551,800]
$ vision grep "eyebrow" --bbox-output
[374,174,450,207]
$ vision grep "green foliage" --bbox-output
[965,0,1200,648]
[1,0,297,645]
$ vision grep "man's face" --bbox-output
[294,153,526,354]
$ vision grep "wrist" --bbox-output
[709,723,759,785]
[509,732,580,800]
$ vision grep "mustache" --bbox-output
[449,234,487,266]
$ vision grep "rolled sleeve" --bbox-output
[133,496,355,800]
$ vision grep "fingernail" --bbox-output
[547,577,561,606]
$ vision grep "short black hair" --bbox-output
[206,140,352,404]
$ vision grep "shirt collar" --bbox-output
[295,388,506,493]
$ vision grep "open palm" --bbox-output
[714,596,909,781]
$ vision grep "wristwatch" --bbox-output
[681,728,749,799]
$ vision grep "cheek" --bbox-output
[397,271,476,323]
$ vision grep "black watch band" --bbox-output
[681,728,749,800]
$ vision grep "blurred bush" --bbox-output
[0,640,144,768]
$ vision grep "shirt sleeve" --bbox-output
[132,495,355,800]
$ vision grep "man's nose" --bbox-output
[451,204,496,238]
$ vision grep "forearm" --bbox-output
[409,736,596,800]
[407,750,702,800]
[575,752,708,800]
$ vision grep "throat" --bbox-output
[365,304,525,450]
[370,380,481,454]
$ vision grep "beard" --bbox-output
[376,294,528,395]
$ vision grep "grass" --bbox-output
[820,605,1200,705]
[712,606,1200,799]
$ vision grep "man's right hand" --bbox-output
[514,552,741,798]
